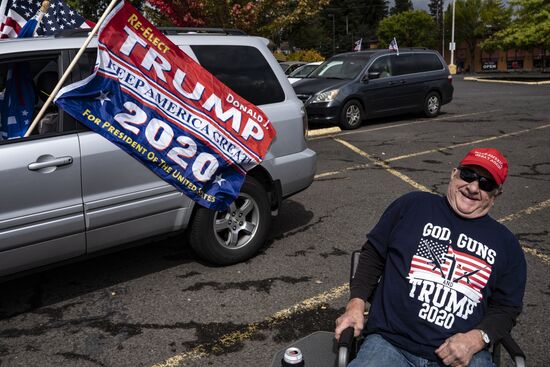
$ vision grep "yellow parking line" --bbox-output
[498,199,550,223]
[334,138,430,192]
[308,110,502,141]
[386,123,550,162]
[150,285,349,367]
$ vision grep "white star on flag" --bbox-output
[96,91,111,105]
[214,175,227,186]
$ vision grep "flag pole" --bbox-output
[24,0,120,137]
[33,1,50,37]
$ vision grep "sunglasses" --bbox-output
[457,167,499,192]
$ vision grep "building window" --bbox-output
[533,48,550,70]
[506,49,525,70]
[481,50,499,71]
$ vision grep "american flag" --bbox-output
[389,37,399,55]
[353,38,362,52]
[409,238,492,299]
[0,0,92,39]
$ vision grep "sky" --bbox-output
[387,0,432,11]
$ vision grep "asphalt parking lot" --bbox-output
[0,76,549,367]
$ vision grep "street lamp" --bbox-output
[328,14,335,56]
[449,0,457,74]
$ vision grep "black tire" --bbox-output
[339,100,363,130]
[188,176,271,265]
[424,91,441,118]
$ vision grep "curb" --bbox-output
[464,76,550,85]
[307,126,341,137]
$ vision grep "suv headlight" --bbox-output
[310,89,339,103]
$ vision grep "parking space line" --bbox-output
[314,163,370,179]
[308,110,502,141]
[386,123,550,162]
[498,199,550,224]
[151,285,349,367]
[334,138,430,192]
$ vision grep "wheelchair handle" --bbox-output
[337,327,355,367]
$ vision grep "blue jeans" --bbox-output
[348,334,495,367]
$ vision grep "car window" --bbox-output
[191,45,285,105]
[0,55,62,143]
[414,53,444,72]
[369,56,392,78]
[310,56,370,80]
[289,64,318,78]
[390,54,416,76]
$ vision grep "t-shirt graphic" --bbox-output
[409,237,492,307]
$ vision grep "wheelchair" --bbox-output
[271,251,526,367]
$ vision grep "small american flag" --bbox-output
[409,238,492,299]
[353,38,362,52]
[389,37,399,55]
[0,0,92,39]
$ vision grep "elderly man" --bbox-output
[335,148,526,367]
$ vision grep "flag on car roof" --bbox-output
[54,1,276,211]
[389,37,399,55]
[353,38,362,52]
[0,0,93,39]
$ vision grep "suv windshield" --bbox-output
[309,55,370,80]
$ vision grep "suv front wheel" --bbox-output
[188,176,271,265]
[424,91,441,117]
[339,100,363,130]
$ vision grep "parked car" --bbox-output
[0,28,316,277]
[279,61,307,75]
[287,61,323,84]
[293,48,454,130]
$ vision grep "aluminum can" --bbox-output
[281,347,304,366]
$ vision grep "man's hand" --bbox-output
[435,329,486,367]
[335,298,366,340]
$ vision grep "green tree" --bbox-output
[377,10,438,48]
[428,0,444,53]
[391,0,413,14]
[320,0,388,56]
[67,0,146,22]
[443,0,511,69]
[482,0,549,52]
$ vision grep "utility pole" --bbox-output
[449,0,457,74]
[329,14,335,56]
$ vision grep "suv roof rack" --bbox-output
[55,27,247,38]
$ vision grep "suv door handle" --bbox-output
[28,156,74,171]
[399,79,406,84]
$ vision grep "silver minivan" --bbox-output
[0,30,316,277]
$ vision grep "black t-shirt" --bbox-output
[365,192,526,361]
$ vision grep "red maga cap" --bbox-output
[459,148,508,185]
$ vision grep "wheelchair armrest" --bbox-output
[337,327,356,367]
[499,333,526,367]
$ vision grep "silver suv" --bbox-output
[0,29,316,277]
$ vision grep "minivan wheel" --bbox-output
[339,100,363,130]
[188,176,271,265]
[424,92,441,117]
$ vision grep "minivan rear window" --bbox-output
[191,45,285,106]
[414,53,444,72]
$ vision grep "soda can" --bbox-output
[282,347,304,366]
